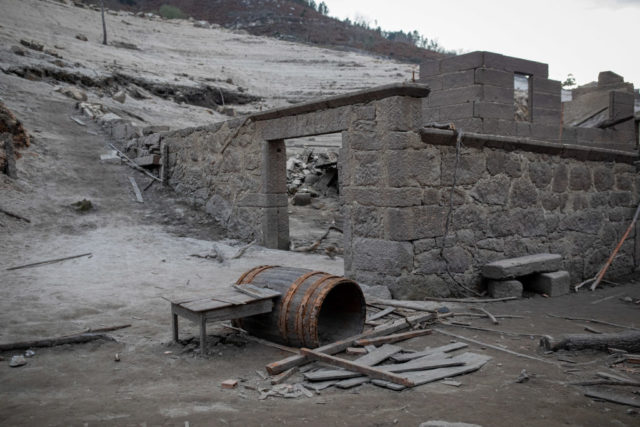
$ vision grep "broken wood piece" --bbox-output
[540,330,640,353]
[355,329,432,346]
[584,326,603,334]
[134,154,160,168]
[294,226,342,253]
[6,252,92,271]
[546,313,640,331]
[453,312,524,319]
[336,376,370,389]
[0,333,114,351]
[271,367,298,385]
[625,354,640,364]
[304,344,403,382]
[390,342,468,362]
[299,348,415,387]
[265,312,436,375]
[70,116,86,126]
[589,200,640,291]
[0,207,31,223]
[129,176,144,203]
[435,328,557,365]
[472,307,499,325]
[584,388,640,408]
[109,143,162,183]
[142,179,155,192]
[346,347,367,356]
[440,323,546,338]
[423,296,517,303]
[366,306,395,322]
[590,292,627,305]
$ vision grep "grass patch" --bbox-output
[158,5,187,20]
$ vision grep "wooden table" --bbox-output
[170,285,281,355]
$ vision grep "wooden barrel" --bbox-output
[235,266,366,348]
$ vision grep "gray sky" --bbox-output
[324,0,640,88]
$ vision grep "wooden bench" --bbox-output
[170,285,281,355]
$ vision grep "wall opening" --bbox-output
[284,133,344,257]
[514,73,531,121]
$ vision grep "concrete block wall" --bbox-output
[420,51,562,141]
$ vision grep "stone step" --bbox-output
[487,279,523,299]
[481,253,562,280]
[525,270,570,297]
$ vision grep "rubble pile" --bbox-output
[286,150,338,197]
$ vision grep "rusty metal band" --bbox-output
[294,274,336,347]
[236,265,276,285]
[277,270,325,341]
[308,279,358,346]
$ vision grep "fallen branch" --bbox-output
[294,226,342,253]
[0,207,31,223]
[583,201,640,291]
[440,323,545,338]
[453,313,524,319]
[547,314,640,331]
[434,328,557,365]
[424,296,517,303]
[109,143,162,183]
[6,253,92,271]
[231,240,256,259]
[584,388,640,408]
[0,333,115,351]
[590,292,626,305]
[472,307,499,325]
[540,330,640,353]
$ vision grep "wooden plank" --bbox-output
[271,367,298,385]
[203,300,273,322]
[391,342,468,362]
[584,389,640,408]
[346,347,367,356]
[379,355,465,374]
[299,348,415,387]
[367,307,395,322]
[406,352,491,386]
[355,329,432,346]
[134,154,160,167]
[129,177,143,203]
[266,312,436,375]
[182,298,230,312]
[304,344,402,382]
[336,377,370,389]
[372,379,406,391]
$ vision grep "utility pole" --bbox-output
[101,0,107,45]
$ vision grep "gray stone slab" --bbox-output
[526,270,570,297]
[481,253,562,279]
[487,280,523,299]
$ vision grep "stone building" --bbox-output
[127,51,639,298]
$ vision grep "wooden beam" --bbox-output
[129,177,144,203]
[299,348,414,387]
[355,329,432,346]
[265,312,435,375]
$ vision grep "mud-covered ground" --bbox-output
[1,1,640,426]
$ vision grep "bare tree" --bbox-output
[101,0,107,45]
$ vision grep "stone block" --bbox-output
[427,86,481,107]
[291,192,311,206]
[384,206,447,241]
[481,253,562,279]
[261,206,289,250]
[483,52,549,78]
[343,188,423,207]
[440,51,484,73]
[482,118,516,136]
[420,75,444,91]
[441,152,486,185]
[528,161,553,189]
[526,270,570,296]
[568,164,592,191]
[532,107,561,125]
[439,103,474,120]
[134,154,160,167]
[450,118,483,133]
[443,70,475,89]
[352,237,413,276]
[386,149,440,188]
[486,150,523,177]
[509,179,538,208]
[531,78,561,94]
[375,96,422,132]
[482,85,513,104]
[343,131,380,151]
[382,131,423,150]
[470,176,509,205]
[552,163,568,192]
[420,59,440,78]
[262,139,286,193]
[473,102,513,120]
[351,205,382,238]
[423,105,440,122]
[353,151,382,186]
[530,123,561,141]
[532,92,561,110]
[487,280,523,299]
[475,68,512,87]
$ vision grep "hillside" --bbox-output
[86,0,445,63]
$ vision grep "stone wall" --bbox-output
[343,111,639,298]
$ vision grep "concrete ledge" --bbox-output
[419,128,638,164]
[250,83,431,122]
[482,253,562,279]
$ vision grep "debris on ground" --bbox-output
[221,379,238,389]
[9,355,27,367]
[70,199,93,212]
[286,150,338,197]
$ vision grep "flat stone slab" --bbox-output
[481,253,562,280]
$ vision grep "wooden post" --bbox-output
[199,315,207,355]
[100,0,107,45]
[171,311,179,343]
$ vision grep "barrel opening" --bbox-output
[317,281,365,345]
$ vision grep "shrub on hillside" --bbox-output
[158,5,186,19]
